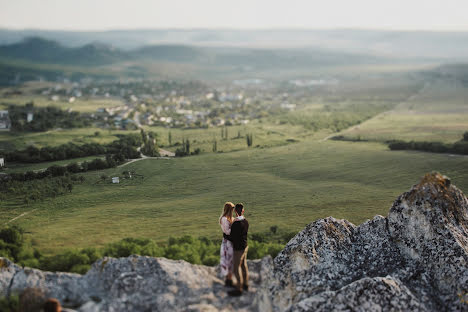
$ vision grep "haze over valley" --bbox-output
[0,1,468,310]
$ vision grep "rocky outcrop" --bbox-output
[1,173,467,311]
[270,173,468,311]
[0,256,273,311]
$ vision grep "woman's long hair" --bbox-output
[219,202,234,224]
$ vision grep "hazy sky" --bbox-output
[1,0,467,31]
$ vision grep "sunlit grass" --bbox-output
[3,139,467,255]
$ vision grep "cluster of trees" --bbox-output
[0,225,293,274]
[175,139,200,157]
[0,174,84,203]
[7,103,91,132]
[2,155,120,185]
[388,132,468,155]
[140,129,159,157]
[6,134,142,163]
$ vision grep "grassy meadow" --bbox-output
[2,138,467,255]
[0,95,125,113]
[338,79,468,143]
[0,127,129,150]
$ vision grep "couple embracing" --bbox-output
[219,202,249,297]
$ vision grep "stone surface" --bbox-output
[269,173,468,311]
[0,173,467,311]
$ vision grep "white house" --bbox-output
[27,112,34,123]
[0,158,4,167]
[112,177,120,184]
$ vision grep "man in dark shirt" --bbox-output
[228,203,249,296]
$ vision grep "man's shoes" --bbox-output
[225,279,233,287]
[228,289,243,297]
[243,284,249,291]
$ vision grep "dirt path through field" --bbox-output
[117,154,173,168]
[4,208,37,225]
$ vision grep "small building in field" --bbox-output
[112,177,120,184]
[27,112,34,123]
[0,158,4,167]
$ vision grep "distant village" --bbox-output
[0,77,340,131]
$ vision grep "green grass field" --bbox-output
[337,79,468,143]
[2,138,467,255]
[0,95,125,113]
[0,121,320,169]
[146,122,319,153]
[0,127,130,150]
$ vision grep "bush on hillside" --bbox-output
[0,226,293,274]
[388,139,468,155]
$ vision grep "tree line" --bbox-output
[5,133,142,163]
[175,138,201,157]
[388,132,468,155]
[0,225,294,274]
[1,154,122,185]
[0,174,84,203]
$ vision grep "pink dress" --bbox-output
[220,216,234,277]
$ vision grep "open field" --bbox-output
[0,121,320,165]
[146,122,319,153]
[0,127,130,150]
[2,138,467,255]
[0,95,125,113]
[337,79,468,143]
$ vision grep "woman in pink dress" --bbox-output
[219,202,235,286]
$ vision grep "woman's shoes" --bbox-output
[225,279,233,287]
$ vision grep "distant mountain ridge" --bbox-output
[0,36,388,68]
[1,28,468,60]
[0,37,207,66]
[0,37,125,65]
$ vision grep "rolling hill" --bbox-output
[0,36,390,69]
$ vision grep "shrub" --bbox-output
[103,238,163,258]
[247,241,283,259]
[0,294,19,312]
[0,226,289,274]
[39,249,90,273]
[66,162,81,173]
[270,225,278,234]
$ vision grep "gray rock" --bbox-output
[269,173,468,311]
[0,173,467,311]
[0,256,271,311]
[288,276,426,312]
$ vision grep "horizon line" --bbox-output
[1,26,468,33]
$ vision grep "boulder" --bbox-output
[269,173,468,311]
